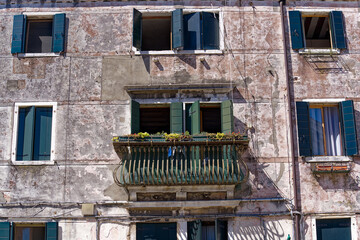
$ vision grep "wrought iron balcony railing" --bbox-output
[113,136,249,186]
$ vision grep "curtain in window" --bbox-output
[324,107,342,156]
[309,108,325,155]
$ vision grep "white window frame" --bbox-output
[312,216,357,240]
[11,102,57,165]
[17,12,62,58]
[132,8,224,55]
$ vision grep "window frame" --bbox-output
[312,216,357,240]
[12,12,65,58]
[132,8,224,55]
[11,102,57,165]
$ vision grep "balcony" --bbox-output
[112,135,249,186]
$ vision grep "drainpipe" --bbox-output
[279,1,301,240]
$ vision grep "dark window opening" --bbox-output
[140,107,170,134]
[201,106,221,133]
[142,17,171,51]
[136,223,177,240]
[14,225,45,240]
[201,221,215,240]
[316,218,351,240]
[303,16,331,49]
[26,20,53,53]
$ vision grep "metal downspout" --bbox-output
[279,1,301,240]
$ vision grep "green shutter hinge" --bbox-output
[287,234,291,240]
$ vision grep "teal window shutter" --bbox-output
[188,220,202,240]
[137,223,176,240]
[289,11,304,50]
[11,14,26,54]
[33,107,53,161]
[131,100,140,134]
[172,9,184,50]
[52,13,66,53]
[330,11,346,49]
[221,100,234,134]
[16,106,35,161]
[46,222,58,240]
[133,9,142,50]
[202,12,219,50]
[183,12,201,50]
[296,102,311,156]
[0,222,12,240]
[215,220,227,240]
[170,102,183,133]
[339,100,357,156]
[190,101,201,134]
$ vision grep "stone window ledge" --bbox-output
[305,156,352,163]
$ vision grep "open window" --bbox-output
[11,13,66,54]
[296,100,357,157]
[132,9,219,51]
[289,11,346,51]
[136,223,176,240]
[130,100,233,134]
[188,220,227,240]
[315,218,352,240]
[0,222,58,240]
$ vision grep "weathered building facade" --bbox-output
[0,0,359,239]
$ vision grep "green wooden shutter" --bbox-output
[170,102,183,133]
[296,102,311,156]
[289,11,304,50]
[46,222,58,240]
[52,13,66,53]
[330,11,346,49]
[16,106,35,161]
[203,12,219,50]
[33,107,53,161]
[190,101,200,134]
[215,220,227,240]
[0,222,12,240]
[11,14,26,54]
[183,12,201,50]
[339,100,358,156]
[172,9,184,50]
[131,100,140,134]
[133,9,142,50]
[221,100,234,134]
[188,220,202,240]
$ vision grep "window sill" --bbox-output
[15,53,61,58]
[305,156,352,163]
[134,49,223,55]
[11,160,55,166]
[298,48,340,55]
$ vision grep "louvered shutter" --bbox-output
[183,12,201,50]
[190,101,200,134]
[52,13,66,52]
[296,102,311,156]
[11,15,26,54]
[16,106,35,161]
[215,219,227,240]
[133,9,142,50]
[131,100,140,134]
[289,11,304,50]
[170,102,183,133]
[172,9,184,50]
[339,100,357,156]
[203,12,219,50]
[330,11,346,49]
[46,222,58,240]
[0,222,12,240]
[188,220,202,240]
[33,107,53,160]
[221,100,234,134]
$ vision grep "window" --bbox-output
[11,13,66,54]
[0,222,58,240]
[132,9,220,51]
[315,218,352,240]
[289,11,346,51]
[12,103,57,163]
[130,100,233,135]
[188,220,227,240]
[136,223,176,240]
[296,100,357,157]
